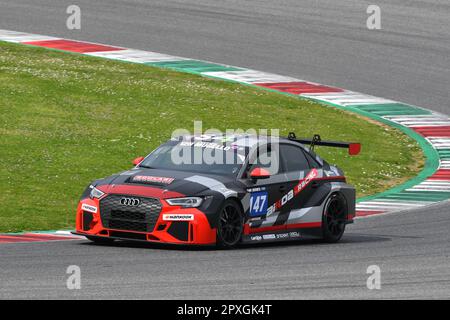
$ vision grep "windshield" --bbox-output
[139,141,246,176]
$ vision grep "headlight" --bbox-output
[89,185,105,199]
[166,197,203,208]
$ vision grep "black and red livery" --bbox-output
[74,133,360,248]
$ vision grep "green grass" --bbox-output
[0,41,424,232]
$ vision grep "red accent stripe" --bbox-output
[413,126,450,137]
[356,210,385,217]
[314,176,346,182]
[244,222,321,235]
[428,169,450,180]
[256,82,344,95]
[22,39,123,53]
[288,222,321,229]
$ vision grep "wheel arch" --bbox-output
[327,182,356,219]
[224,196,245,215]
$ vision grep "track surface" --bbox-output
[0,0,449,299]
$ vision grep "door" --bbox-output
[243,144,288,218]
[278,143,321,227]
[240,143,293,236]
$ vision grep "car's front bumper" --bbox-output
[75,196,217,245]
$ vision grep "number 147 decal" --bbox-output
[249,192,268,217]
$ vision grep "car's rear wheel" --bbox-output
[217,200,244,248]
[322,193,347,243]
[86,235,115,245]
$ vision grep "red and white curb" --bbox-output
[0,231,84,244]
[1,29,450,224]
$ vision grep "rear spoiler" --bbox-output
[287,132,361,156]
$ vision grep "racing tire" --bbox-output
[216,199,244,249]
[321,193,347,243]
[86,235,115,245]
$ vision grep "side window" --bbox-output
[304,151,321,168]
[280,144,310,172]
[247,145,282,176]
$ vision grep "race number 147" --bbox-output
[250,192,268,216]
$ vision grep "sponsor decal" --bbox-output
[132,175,175,184]
[162,214,194,221]
[247,187,266,192]
[81,203,97,213]
[179,141,231,151]
[274,232,301,239]
[249,191,268,217]
[276,232,289,239]
[249,231,301,242]
[267,168,318,215]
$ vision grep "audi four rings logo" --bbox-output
[120,197,140,206]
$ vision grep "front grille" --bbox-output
[99,194,162,233]
[110,210,146,221]
[109,220,147,232]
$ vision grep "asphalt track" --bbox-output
[0,0,449,299]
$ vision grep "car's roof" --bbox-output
[172,133,294,149]
[164,133,324,167]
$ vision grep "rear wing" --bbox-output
[287,132,361,156]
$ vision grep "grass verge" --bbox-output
[0,41,423,232]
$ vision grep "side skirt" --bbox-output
[241,227,323,244]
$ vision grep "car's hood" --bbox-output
[96,167,236,198]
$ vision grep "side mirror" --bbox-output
[132,156,145,166]
[249,168,271,180]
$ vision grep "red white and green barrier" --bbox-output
[1,29,449,241]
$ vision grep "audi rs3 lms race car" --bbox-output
[73,133,361,248]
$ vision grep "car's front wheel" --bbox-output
[217,200,244,248]
[322,193,347,243]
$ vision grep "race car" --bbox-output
[73,133,360,248]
